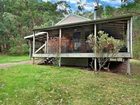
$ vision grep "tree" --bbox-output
[56,1,71,15]
[87,31,124,71]
[0,0,63,55]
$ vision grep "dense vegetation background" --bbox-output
[0,0,139,59]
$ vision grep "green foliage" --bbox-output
[0,64,140,105]
[88,31,124,54]
[87,31,124,70]
[101,1,140,59]
[9,43,28,55]
[0,0,140,59]
[133,35,140,59]
[0,0,64,55]
[7,35,29,55]
[102,6,116,18]
[79,0,140,59]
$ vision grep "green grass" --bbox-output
[130,59,140,75]
[0,55,29,63]
[0,64,140,105]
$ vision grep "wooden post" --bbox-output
[33,57,35,64]
[130,17,133,57]
[94,9,96,20]
[33,31,35,64]
[47,32,49,54]
[44,32,49,54]
[59,29,62,67]
[33,31,35,55]
[126,59,131,75]
[29,40,32,60]
[44,41,47,53]
[94,10,97,71]
[127,20,130,53]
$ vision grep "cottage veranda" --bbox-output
[24,14,133,74]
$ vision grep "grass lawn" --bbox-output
[0,63,140,105]
[0,55,29,64]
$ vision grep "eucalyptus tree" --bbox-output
[56,1,71,15]
[0,0,63,54]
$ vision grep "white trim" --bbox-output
[33,53,131,58]
[59,28,62,67]
[127,20,130,53]
[94,23,97,71]
[33,31,35,55]
[24,32,47,39]
[47,32,49,53]
[130,17,133,57]
[94,10,97,71]
[44,41,47,54]
[35,43,45,54]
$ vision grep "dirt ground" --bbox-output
[0,61,31,69]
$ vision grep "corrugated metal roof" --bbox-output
[33,15,132,31]
[55,14,90,26]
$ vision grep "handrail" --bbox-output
[35,43,45,54]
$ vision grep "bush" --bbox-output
[9,43,29,55]
[87,31,124,71]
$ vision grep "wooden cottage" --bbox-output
[24,14,133,74]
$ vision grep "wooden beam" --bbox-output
[47,32,49,53]
[44,41,47,54]
[33,31,35,55]
[126,59,131,75]
[93,9,97,71]
[29,40,32,59]
[59,29,62,67]
[32,31,36,64]
[44,32,47,54]
[33,53,131,58]
[127,20,130,53]
[94,22,97,71]
[35,43,45,54]
[130,17,133,57]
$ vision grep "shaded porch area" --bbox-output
[24,15,132,74]
[28,17,132,57]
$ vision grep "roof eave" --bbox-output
[24,32,47,39]
[33,15,133,32]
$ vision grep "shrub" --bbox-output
[9,43,28,55]
[87,31,124,71]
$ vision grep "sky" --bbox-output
[42,0,134,11]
